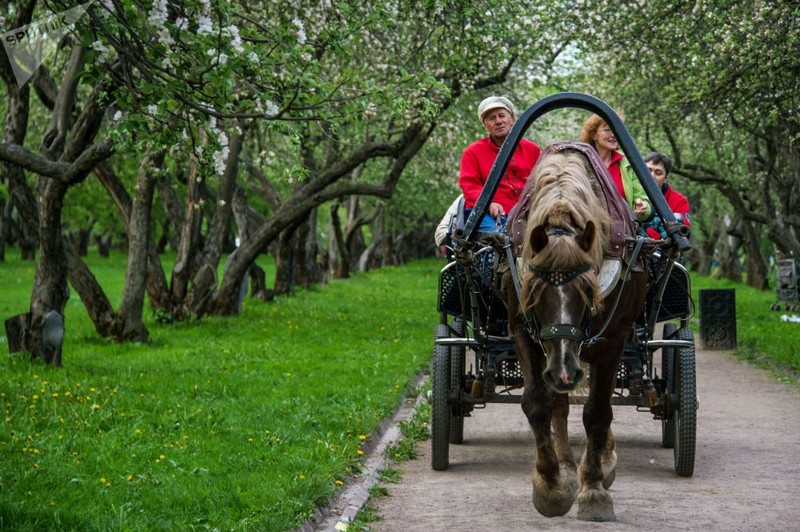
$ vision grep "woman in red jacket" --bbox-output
[459,96,541,233]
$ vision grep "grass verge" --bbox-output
[0,253,442,531]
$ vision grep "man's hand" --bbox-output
[488,202,505,218]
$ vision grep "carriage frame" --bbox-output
[431,92,698,477]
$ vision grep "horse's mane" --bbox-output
[520,150,612,312]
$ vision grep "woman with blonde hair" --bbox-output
[580,114,651,221]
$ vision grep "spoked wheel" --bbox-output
[673,326,697,477]
[431,324,451,470]
[448,318,466,444]
[661,322,677,448]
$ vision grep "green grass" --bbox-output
[0,252,442,531]
[692,274,800,375]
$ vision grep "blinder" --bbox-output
[527,261,594,348]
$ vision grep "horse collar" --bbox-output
[530,262,591,286]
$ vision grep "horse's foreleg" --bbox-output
[576,361,618,522]
[522,386,577,518]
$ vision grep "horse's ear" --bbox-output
[577,221,596,252]
[530,225,549,254]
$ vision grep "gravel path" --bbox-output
[365,346,800,531]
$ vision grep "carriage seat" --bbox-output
[506,141,638,261]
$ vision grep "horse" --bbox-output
[503,144,648,521]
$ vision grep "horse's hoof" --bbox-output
[576,489,615,522]
[532,469,577,517]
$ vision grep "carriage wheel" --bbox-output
[673,326,697,477]
[661,323,677,448]
[448,318,466,444]
[431,324,452,470]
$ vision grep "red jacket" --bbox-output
[459,137,541,213]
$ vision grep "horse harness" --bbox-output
[505,227,647,352]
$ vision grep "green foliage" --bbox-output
[0,255,441,530]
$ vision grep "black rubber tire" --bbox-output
[449,318,466,444]
[673,326,697,477]
[661,322,677,448]
[431,324,451,471]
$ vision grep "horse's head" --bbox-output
[518,149,611,393]
[522,222,601,392]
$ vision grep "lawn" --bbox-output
[0,252,442,530]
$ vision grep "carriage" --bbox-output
[431,93,697,519]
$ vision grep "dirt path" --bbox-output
[369,346,800,531]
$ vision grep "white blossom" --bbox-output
[197,15,213,35]
[147,104,158,115]
[225,25,244,53]
[92,40,109,54]
[175,17,188,31]
[147,0,168,28]
[292,17,306,45]
[112,110,122,121]
[264,100,279,116]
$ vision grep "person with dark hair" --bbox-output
[643,151,691,239]
[459,96,541,233]
[579,114,651,221]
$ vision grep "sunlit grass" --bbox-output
[0,253,441,530]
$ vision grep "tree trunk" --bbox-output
[274,226,298,296]
[28,177,71,364]
[116,151,166,342]
[328,201,349,279]
[188,124,243,317]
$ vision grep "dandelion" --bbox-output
[358,434,367,442]
[92,404,100,411]
[51,392,59,398]
[127,474,133,482]
[356,449,364,456]
[335,479,343,486]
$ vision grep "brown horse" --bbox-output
[504,146,648,521]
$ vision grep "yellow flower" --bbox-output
[127,475,133,482]
[356,450,364,456]
[335,480,344,486]
[52,392,59,398]
[92,404,100,410]
[358,434,366,441]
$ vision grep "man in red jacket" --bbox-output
[643,152,691,239]
[459,96,541,233]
